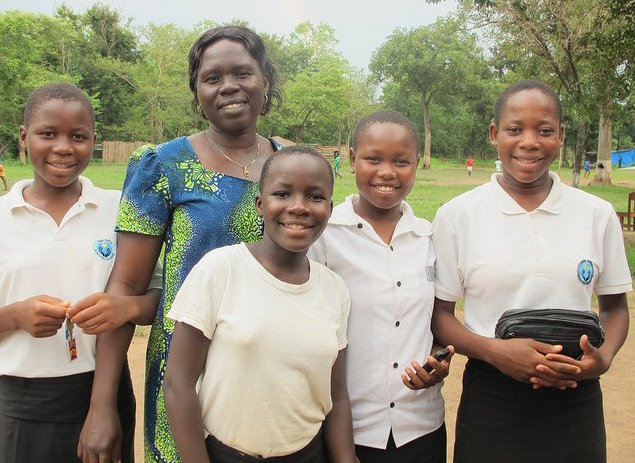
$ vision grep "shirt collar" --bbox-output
[329,194,431,237]
[490,172,563,215]
[7,176,100,211]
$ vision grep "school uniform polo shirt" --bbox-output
[433,172,632,338]
[310,195,444,449]
[0,177,120,377]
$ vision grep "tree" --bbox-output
[371,16,491,168]
[125,23,200,142]
[460,0,634,186]
[57,4,140,140]
[0,11,77,159]
[259,22,374,145]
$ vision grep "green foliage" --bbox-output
[370,15,495,166]
[259,22,376,145]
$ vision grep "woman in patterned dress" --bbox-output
[78,25,282,463]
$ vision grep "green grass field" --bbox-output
[2,156,635,273]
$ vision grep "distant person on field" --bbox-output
[466,156,474,176]
[618,154,622,169]
[0,82,161,463]
[334,149,343,179]
[0,156,8,190]
[583,158,591,177]
[495,158,502,173]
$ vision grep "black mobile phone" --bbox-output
[422,347,451,373]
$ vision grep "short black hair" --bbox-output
[188,25,282,118]
[352,110,420,151]
[24,82,95,129]
[494,80,562,126]
[259,145,334,193]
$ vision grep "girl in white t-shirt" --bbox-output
[164,146,357,463]
[310,111,454,463]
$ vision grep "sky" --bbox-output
[1,0,459,71]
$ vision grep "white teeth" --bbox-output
[222,103,244,109]
[284,223,308,230]
[515,158,539,164]
[375,185,395,191]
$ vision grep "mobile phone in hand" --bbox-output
[422,347,451,373]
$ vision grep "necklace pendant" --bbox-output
[243,167,250,177]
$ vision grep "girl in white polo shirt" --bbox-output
[0,83,160,463]
[163,146,357,463]
[432,80,631,462]
[310,111,454,463]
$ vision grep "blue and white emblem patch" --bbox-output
[577,259,594,285]
[94,239,115,261]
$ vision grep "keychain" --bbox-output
[64,317,78,362]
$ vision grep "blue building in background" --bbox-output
[612,149,635,168]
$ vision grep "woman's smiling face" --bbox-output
[196,39,268,135]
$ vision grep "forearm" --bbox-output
[431,305,495,362]
[164,380,209,463]
[90,324,135,406]
[324,396,356,463]
[598,294,629,364]
[0,303,18,332]
[126,288,161,326]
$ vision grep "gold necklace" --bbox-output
[205,129,260,177]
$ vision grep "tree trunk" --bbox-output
[559,140,568,168]
[571,121,585,188]
[421,96,431,170]
[593,103,612,185]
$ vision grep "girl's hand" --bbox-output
[14,295,69,337]
[401,345,455,390]
[534,334,612,386]
[68,292,131,334]
[489,338,580,389]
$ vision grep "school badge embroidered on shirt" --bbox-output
[94,239,115,260]
[577,259,594,285]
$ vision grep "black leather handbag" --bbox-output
[494,308,605,359]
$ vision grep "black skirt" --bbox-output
[453,359,606,463]
[0,361,135,463]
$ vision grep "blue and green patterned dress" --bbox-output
[116,136,279,462]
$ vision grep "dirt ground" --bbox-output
[129,297,635,462]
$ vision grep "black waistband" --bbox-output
[205,426,325,463]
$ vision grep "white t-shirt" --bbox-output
[0,177,119,377]
[309,196,444,449]
[168,243,350,458]
[433,172,632,337]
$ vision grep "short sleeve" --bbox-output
[167,255,222,339]
[431,208,464,302]
[595,208,633,295]
[115,145,170,237]
[335,275,350,350]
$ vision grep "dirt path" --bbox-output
[129,307,635,461]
